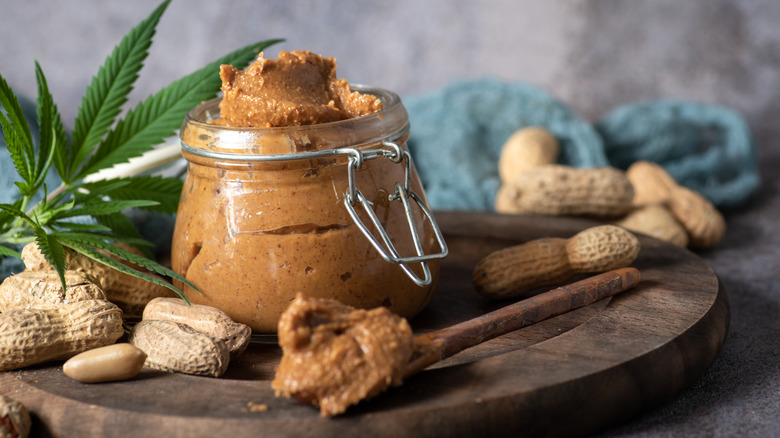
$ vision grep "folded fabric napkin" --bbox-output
[405,77,760,210]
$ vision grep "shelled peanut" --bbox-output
[626,161,726,248]
[473,225,640,300]
[63,343,147,383]
[129,320,230,377]
[142,297,251,358]
[21,242,177,319]
[0,394,31,438]
[0,299,124,371]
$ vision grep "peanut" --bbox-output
[0,270,105,313]
[63,343,147,383]
[129,320,230,377]
[615,204,689,247]
[142,297,251,358]
[0,394,31,438]
[496,165,635,218]
[0,300,124,371]
[473,225,640,300]
[498,127,560,184]
[494,184,518,214]
[666,186,726,248]
[626,160,678,206]
[21,242,177,319]
[626,161,726,248]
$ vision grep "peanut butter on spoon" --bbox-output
[271,294,413,416]
[272,268,641,416]
[218,50,383,127]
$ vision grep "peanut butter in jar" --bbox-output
[171,51,446,332]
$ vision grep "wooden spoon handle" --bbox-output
[405,267,641,378]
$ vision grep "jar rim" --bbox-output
[180,85,410,156]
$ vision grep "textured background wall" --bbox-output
[2,0,780,156]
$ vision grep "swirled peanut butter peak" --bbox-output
[218,50,383,127]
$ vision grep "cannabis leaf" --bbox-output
[66,0,170,182]
[0,0,283,299]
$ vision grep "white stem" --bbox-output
[83,143,183,182]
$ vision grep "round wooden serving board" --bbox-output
[0,212,728,438]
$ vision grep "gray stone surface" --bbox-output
[2,1,780,436]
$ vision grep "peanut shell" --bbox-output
[0,394,31,438]
[0,270,105,313]
[0,299,124,371]
[142,297,251,358]
[473,225,640,299]
[129,319,230,377]
[499,165,635,217]
[21,242,177,318]
[498,126,560,183]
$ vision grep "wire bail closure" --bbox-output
[343,140,448,287]
[181,134,448,287]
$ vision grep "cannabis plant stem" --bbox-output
[46,184,67,203]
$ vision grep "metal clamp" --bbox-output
[343,140,448,287]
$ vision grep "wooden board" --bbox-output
[0,212,728,438]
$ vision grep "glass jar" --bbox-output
[172,86,447,333]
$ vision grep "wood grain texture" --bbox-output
[405,268,641,378]
[0,212,728,438]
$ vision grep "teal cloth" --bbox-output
[596,100,759,208]
[404,78,760,210]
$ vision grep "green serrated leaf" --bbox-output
[33,198,75,226]
[0,245,21,258]
[0,200,24,231]
[53,230,153,249]
[93,212,144,239]
[0,70,34,151]
[96,175,182,214]
[70,179,132,204]
[91,212,151,257]
[76,178,133,195]
[34,228,68,293]
[68,235,197,293]
[0,203,35,229]
[52,199,159,220]
[60,238,191,303]
[42,187,68,210]
[50,221,112,233]
[0,110,33,194]
[33,61,66,192]
[66,0,172,183]
[75,37,283,180]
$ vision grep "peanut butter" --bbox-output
[218,50,383,127]
[272,294,413,416]
[172,52,441,333]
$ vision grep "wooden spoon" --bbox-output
[404,267,641,378]
[273,267,640,416]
